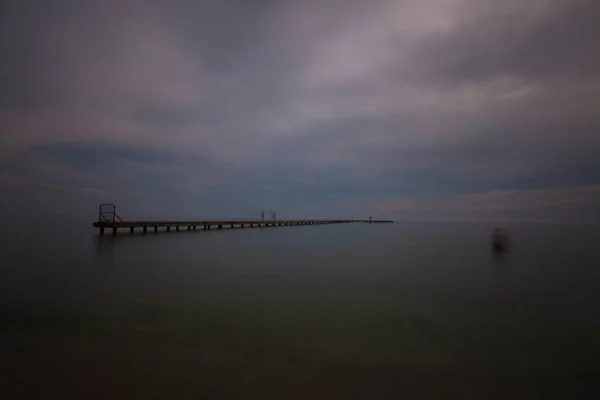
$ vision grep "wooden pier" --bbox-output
[93,204,393,236]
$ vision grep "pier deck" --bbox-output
[93,219,393,236]
[93,204,392,236]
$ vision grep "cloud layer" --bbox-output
[1,0,599,221]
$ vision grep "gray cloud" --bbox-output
[1,0,599,221]
[407,0,600,84]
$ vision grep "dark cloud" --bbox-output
[1,0,599,221]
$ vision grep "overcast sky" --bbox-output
[1,0,599,221]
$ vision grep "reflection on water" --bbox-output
[491,241,510,266]
[94,235,116,268]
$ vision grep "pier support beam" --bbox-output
[93,218,390,236]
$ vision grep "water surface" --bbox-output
[1,217,599,398]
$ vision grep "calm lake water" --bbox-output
[1,216,599,398]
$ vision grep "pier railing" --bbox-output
[98,203,123,223]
